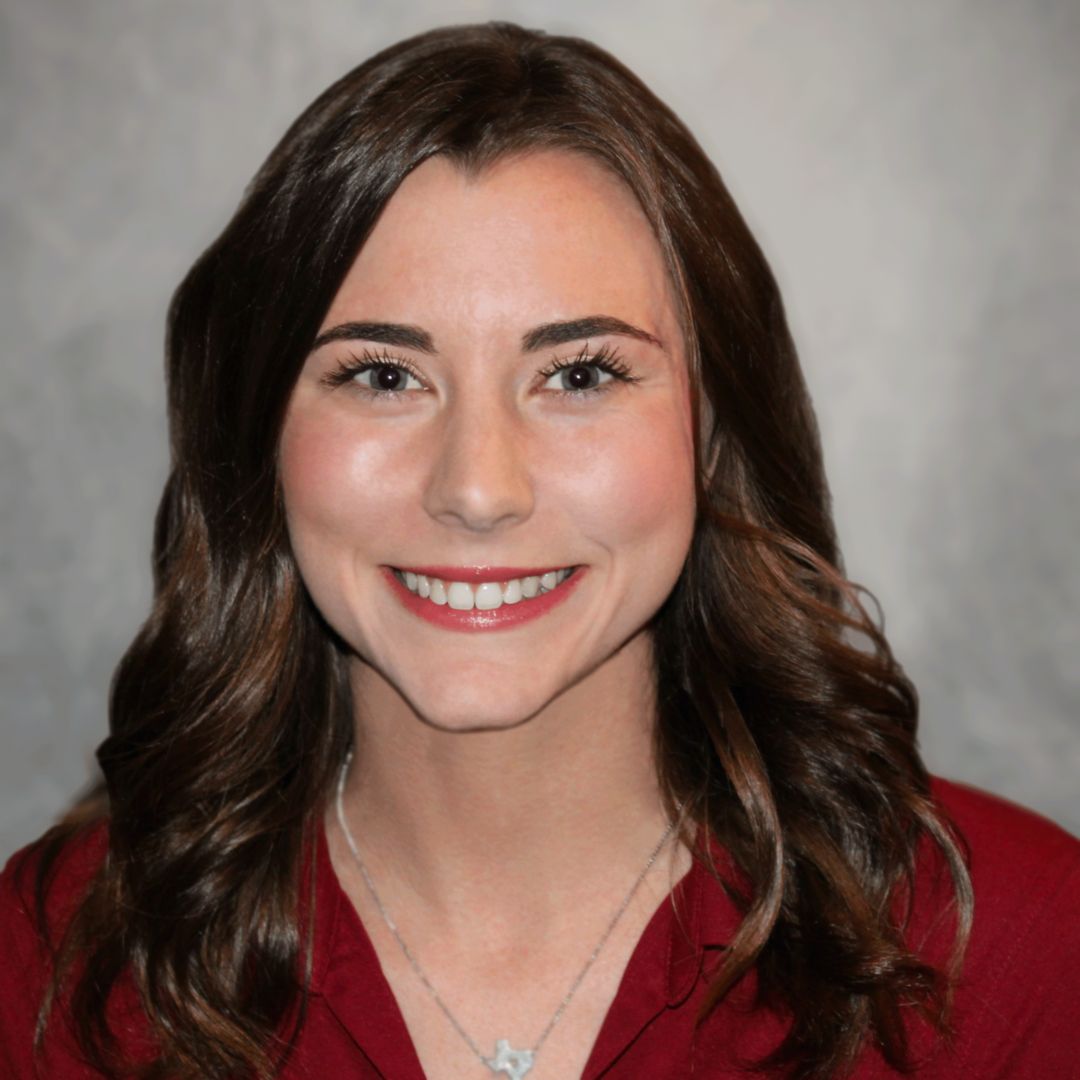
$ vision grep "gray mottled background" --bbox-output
[2,0,1077,856]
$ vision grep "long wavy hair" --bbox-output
[24,21,972,1080]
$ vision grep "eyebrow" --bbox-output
[310,321,436,354]
[309,315,663,355]
[521,316,663,352]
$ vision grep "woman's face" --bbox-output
[280,150,697,731]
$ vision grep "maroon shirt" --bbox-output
[3,776,1079,1078]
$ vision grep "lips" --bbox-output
[382,564,585,632]
[393,567,575,608]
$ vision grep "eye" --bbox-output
[350,363,424,395]
[320,349,426,399]
[542,362,613,393]
[537,343,640,398]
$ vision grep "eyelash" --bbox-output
[320,343,640,401]
[538,344,639,396]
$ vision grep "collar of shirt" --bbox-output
[304,817,743,1079]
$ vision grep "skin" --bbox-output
[279,150,698,1077]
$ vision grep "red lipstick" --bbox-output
[381,565,585,632]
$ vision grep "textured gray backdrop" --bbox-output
[2,0,1077,857]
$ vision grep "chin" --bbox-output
[403,679,551,734]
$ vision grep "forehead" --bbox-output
[321,149,681,345]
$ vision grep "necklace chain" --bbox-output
[333,751,681,1078]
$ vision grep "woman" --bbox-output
[2,21,1077,1080]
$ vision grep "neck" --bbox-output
[330,632,679,935]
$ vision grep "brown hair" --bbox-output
[24,21,972,1079]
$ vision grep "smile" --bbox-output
[383,565,584,632]
[391,567,576,610]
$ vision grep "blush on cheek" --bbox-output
[280,407,407,539]
[279,414,352,535]
[278,401,440,650]
[278,406,402,643]
[566,408,696,552]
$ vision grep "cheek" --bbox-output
[278,406,410,572]
[556,399,696,559]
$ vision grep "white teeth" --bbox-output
[394,568,575,611]
[446,581,474,610]
[474,582,503,610]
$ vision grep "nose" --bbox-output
[421,392,535,533]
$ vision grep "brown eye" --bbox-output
[559,365,602,391]
[321,349,426,396]
[537,343,639,398]
[540,361,619,395]
[369,364,408,391]
[341,361,424,396]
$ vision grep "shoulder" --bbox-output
[926,773,1080,945]
[919,776,1080,1076]
[928,774,1080,901]
[1,819,109,942]
[0,821,110,1077]
[923,774,1080,975]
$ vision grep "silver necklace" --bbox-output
[333,752,681,1080]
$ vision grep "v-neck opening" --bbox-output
[313,813,710,1079]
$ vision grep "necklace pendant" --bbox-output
[485,1039,535,1079]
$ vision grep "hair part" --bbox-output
[26,21,971,1079]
